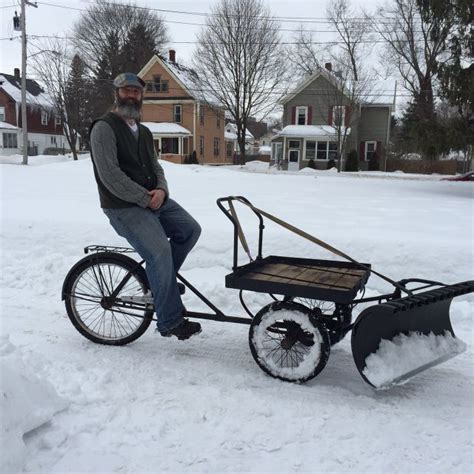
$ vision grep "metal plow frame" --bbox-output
[351,281,473,389]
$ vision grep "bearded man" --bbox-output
[89,72,202,340]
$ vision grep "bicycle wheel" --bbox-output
[288,297,351,346]
[249,301,330,383]
[63,252,153,345]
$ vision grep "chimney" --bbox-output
[169,49,176,63]
[324,62,332,72]
[14,68,20,80]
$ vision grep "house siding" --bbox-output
[140,59,227,164]
[285,75,355,127]
[358,107,390,143]
[0,90,17,125]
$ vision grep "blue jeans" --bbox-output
[103,199,201,332]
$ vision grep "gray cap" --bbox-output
[113,72,145,90]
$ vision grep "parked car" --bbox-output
[441,171,474,182]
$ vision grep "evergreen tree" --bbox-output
[65,55,92,154]
[418,0,473,118]
[120,24,157,74]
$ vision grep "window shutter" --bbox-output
[328,106,333,125]
[359,141,365,160]
[291,106,296,125]
[345,106,352,127]
[308,106,313,125]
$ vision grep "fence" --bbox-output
[386,159,470,175]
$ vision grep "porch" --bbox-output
[270,125,351,171]
[142,122,192,164]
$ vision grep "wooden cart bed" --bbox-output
[225,255,371,304]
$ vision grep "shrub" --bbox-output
[187,150,198,164]
[345,149,359,171]
[327,158,336,169]
[307,158,316,169]
[368,153,379,171]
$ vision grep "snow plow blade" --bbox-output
[351,281,474,389]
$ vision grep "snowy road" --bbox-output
[1,156,473,473]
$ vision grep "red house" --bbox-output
[0,68,67,156]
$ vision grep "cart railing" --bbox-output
[217,196,265,270]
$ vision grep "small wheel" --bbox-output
[63,252,153,345]
[249,301,330,383]
[288,297,352,346]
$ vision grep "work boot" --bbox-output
[159,318,202,340]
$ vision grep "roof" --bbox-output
[225,131,237,141]
[281,67,395,108]
[225,122,254,140]
[280,68,343,105]
[273,125,351,139]
[0,73,54,108]
[142,122,191,135]
[0,121,19,130]
[138,55,217,105]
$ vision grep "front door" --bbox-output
[288,149,300,171]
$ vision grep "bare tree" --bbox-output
[373,0,455,157]
[30,39,86,160]
[327,0,373,82]
[325,0,375,171]
[287,26,325,77]
[192,0,288,163]
[72,0,169,76]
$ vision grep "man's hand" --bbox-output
[147,189,166,210]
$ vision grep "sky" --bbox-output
[1,0,397,107]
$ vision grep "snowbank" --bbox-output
[0,335,67,473]
[363,331,467,389]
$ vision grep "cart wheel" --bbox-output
[288,298,351,346]
[249,301,330,383]
[63,253,153,345]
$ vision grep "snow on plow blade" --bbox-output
[351,281,474,389]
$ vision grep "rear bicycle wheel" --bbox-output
[63,252,153,345]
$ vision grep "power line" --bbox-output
[2,33,438,46]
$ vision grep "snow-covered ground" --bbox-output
[1,154,473,473]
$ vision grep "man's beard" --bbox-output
[114,95,142,121]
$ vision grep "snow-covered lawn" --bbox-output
[1,155,473,473]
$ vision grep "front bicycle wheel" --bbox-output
[63,252,153,345]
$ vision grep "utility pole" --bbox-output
[20,0,38,165]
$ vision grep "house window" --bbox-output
[296,106,308,125]
[226,141,233,158]
[216,113,221,128]
[3,133,17,148]
[365,141,377,161]
[213,138,220,156]
[183,137,188,155]
[332,106,346,127]
[41,110,48,125]
[199,106,204,125]
[55,115,61,126]
[288,140,301,149]
[329,142,338,160]
[161,137,179,154]
[305,140,316,160]
[174,104,182,123]
[272,142,283,164]
[0,106,5,122]
[316,141,338,160]
[199,136,204,156]
[146,75,169,92]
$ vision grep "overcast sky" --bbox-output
[1,0,399,107]
[0,0,382,70]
